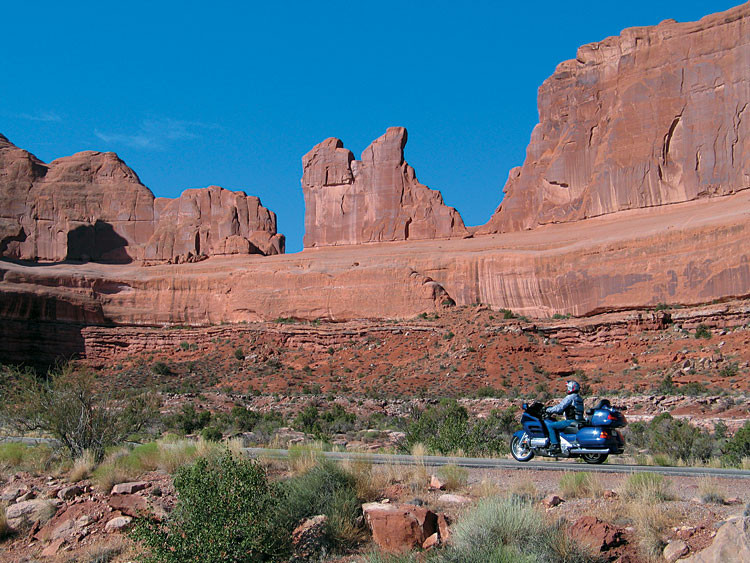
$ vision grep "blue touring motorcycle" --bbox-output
[511,399,627,464]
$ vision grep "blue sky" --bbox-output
[1,1,740,252]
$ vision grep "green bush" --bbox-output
[626,413,714,463]
[152,362,172,375]
[131,452,289,562]
[200,427,223,442]
[292,403,356,438]
[722,421,750,465]
[403,400,514,456]
[280,460,362,549]
[694,324,712,339]
[234,347,245,360]
[166,404,212,435]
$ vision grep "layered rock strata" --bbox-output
[480,3,750,233]
[302,127,468,247]
[2,187,749,329]
[0,134,283,262]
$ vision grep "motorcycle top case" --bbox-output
[575,426,624,448]
[589,408,627,428]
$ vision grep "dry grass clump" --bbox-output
[287,441,326,475]
[471,479,502,499]
[559,471,602,499]
[508,476,541,503]
[341,457,379,502]
[625,500,675,559]
[621,472,674,502]
[0,502,10,541]
[437,464,469,491]
[70,450,97,482]
[62,535,142,562]
[697,476,726,504]
[0,443,59,476]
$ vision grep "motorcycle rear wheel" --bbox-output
[511,434,534,462]
[581,453,608,464]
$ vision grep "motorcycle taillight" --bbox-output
[600,430,610,439]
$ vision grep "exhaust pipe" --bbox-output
[568,448,610,454]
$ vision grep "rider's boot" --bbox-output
[548,444,561,456]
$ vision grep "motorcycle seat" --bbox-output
[563,421,584,433]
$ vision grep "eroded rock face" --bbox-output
[302,127,468,247]
[0,135,283,262]
[480,3,750,233]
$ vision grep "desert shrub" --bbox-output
[292,403,356,438]
[500,309,515,320]
[165,404,211,435]
[151,362,172,375]
[435,497,596,562]
[655,374,676,394]
[621,473,673,502]
[0,365,157,462]
[625,413,715,463]
[231,406,261,431]
[437,464,469,491]
[559,472,601,499]
[403,401,514,456]
[234,347,245,360]
[131,452,289,562]
[719,362,740,378]
[722,421,750,466]
[475,386,505,398]
[625,501,675,559]
[200,427,223,442]
[280,460,363,548]
[694,324,712,339]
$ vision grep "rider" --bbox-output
[544,380,584,455]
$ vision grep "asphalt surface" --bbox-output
[244,448,750,479]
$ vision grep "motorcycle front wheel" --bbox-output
[582,453,608,464]
[511,433,534,462]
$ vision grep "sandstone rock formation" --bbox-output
[0,134,283,262]
[302,127,468,247]
[480,3,750,233]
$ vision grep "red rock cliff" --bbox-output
[302,127,468,247]
[0,134,284,262]
[480,3,750,233]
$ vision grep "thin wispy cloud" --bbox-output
[17,111,62,122]
[94,118,221,150]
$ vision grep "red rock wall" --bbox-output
[302,127,468,247]
[0,135,284,262]
[480,3,750,233]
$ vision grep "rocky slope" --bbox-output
[480,3,750,233]
[302,127,468,247]
[0,134,284,263]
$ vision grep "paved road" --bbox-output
[244,448,750,479]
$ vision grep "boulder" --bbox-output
[664,539,690,562]
[40,537,66,557]
[362,502,438,553]
[542,495,564,508]
[291,514,328,561]
[110,481,148,495]
[57,485,82,501]
[5,499,57,531]
[105,515,133,533]
[682,512,750,562]
[428,475,446,491]
[302,127,468,248]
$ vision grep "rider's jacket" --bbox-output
[547,393,584,421]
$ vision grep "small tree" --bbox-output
[0,364,157,461]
